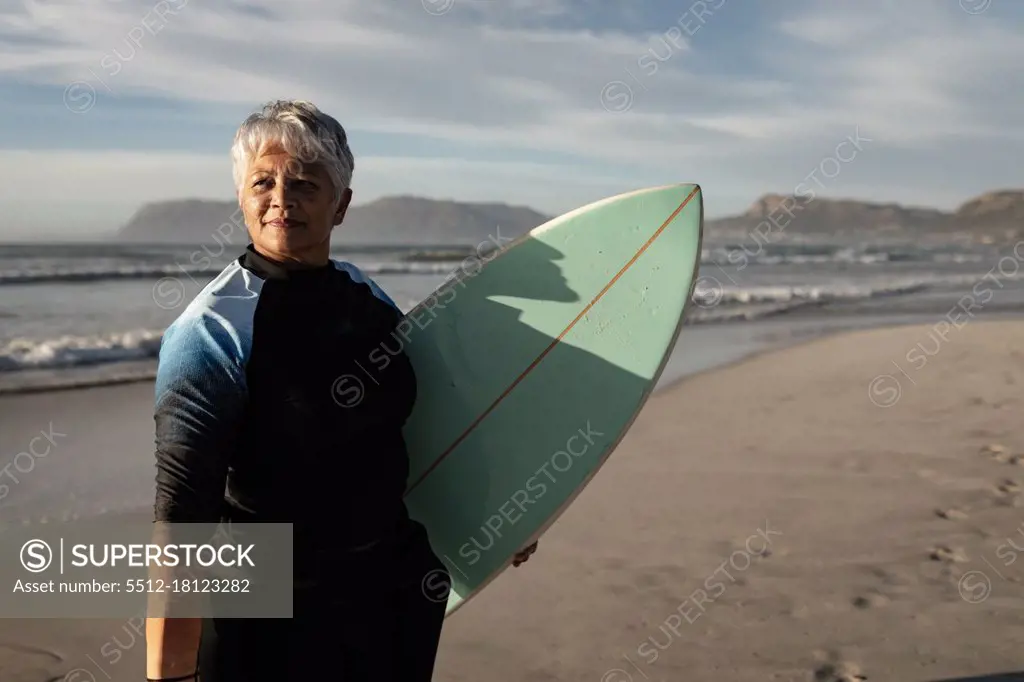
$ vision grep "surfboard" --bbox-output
[399,183,703,615]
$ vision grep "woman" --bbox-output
[145,100,537,682]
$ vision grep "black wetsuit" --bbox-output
[153,245,448,680]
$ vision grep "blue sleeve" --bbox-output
[332,261,402,313]
[153,312,248,523]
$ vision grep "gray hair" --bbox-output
[230,100,355,203]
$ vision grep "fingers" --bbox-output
[511,543,537,567]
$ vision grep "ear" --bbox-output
[333,188,353,226]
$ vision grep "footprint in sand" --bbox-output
[866,566,915,590]
[811,651,867,681]
[980,443,1011,463]
[995,493,1024,508]
[929,545,968,563]
[935,507,969,520]
[995,478,1021,495]
[851,592,889,609]
[983,446,1024,467]
[924,546,970,584]
[813,663,867,682]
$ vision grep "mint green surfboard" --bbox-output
[400,184,703,616]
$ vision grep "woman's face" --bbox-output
[240,142,352,266]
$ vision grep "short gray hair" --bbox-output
[230,100,355,202]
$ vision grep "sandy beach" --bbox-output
[2,320,1023,681]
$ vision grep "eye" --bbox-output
[252,177,270,188]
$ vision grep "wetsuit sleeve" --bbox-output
[369,281,401,313]
[153,314,248,524]
[333,260,403,313]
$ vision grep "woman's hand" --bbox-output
[512,541,538,567]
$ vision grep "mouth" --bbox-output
[265,218,304,228]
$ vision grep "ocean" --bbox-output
[2,237,1023,394]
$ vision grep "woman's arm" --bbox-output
[146,313,249,679]
[146,617,204,680]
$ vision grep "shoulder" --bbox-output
[156,260,262,398]
[330,259,402,313]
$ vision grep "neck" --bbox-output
[251,244,330,269]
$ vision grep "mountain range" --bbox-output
[116,189,1024,245]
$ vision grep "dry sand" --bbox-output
[2,321,1023,681]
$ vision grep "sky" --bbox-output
[0,0,1021,238]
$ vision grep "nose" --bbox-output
[270,179,297,210]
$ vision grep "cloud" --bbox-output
[771,2,1024,143]
[0,0,1021,232]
